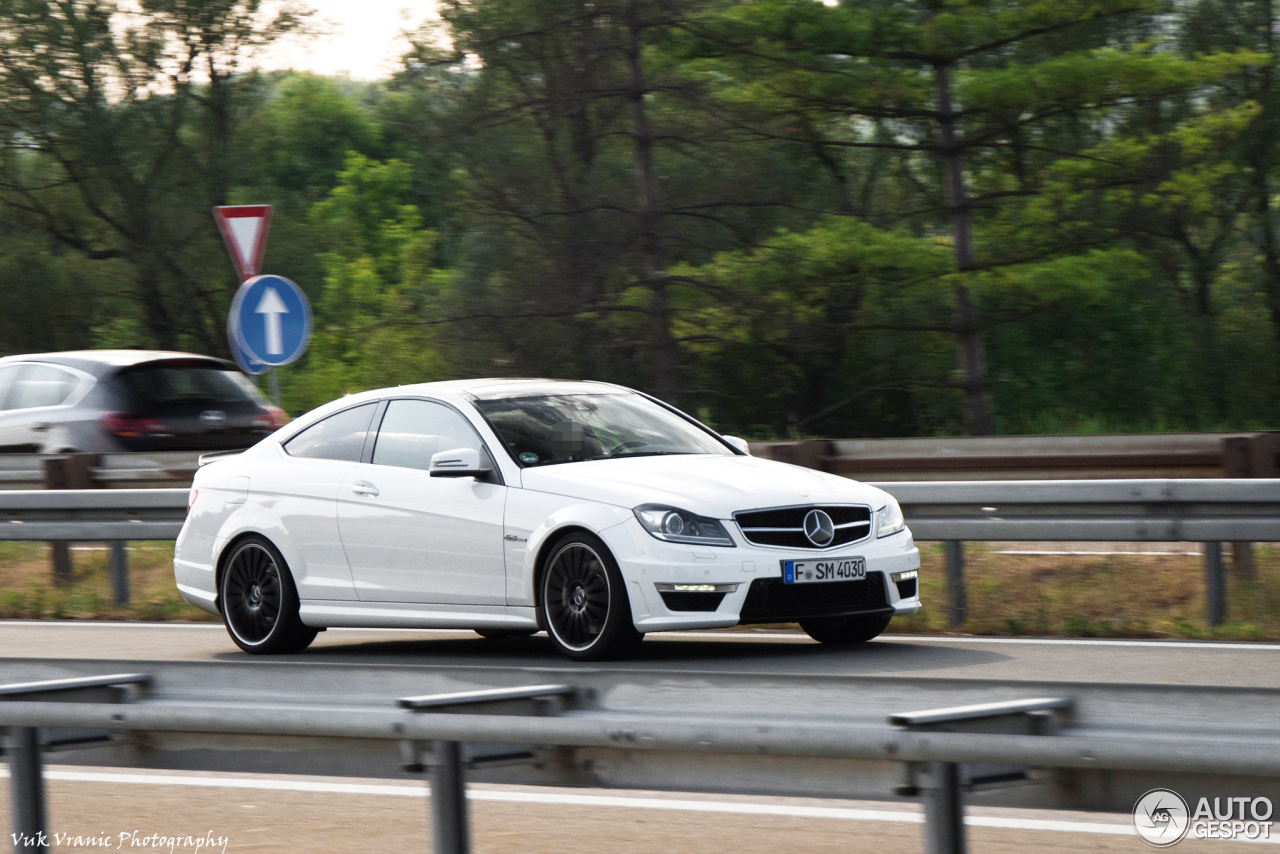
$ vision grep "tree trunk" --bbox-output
[1254,1,1280,352]
[934,62,992,435]
[626,0,679,404]
[206,65,232,210]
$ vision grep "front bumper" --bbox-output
[599,516,922,632]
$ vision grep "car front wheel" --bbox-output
[540,532,641,661]
[800,612,892,645]
[220,535,317,655]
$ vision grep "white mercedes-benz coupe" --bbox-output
[175,379,921,660]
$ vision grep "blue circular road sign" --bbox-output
[228,327,269,376]
[228,275,312,367]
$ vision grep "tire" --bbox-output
[474,628,538,639]
[220,535,317,655]
[540,532,642,661]
[800,612,892,645]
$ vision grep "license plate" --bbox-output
[782,556,866,584]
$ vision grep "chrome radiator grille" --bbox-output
[733,505,871,549]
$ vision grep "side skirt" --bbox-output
[298,601,539,631]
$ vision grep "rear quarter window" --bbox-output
[3,365,80,410]
[283,403,378,462]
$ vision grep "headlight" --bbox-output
[877,497,906,538]
[634,504,736,547]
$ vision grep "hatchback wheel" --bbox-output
[220,536,317,655]
[540,533,641,661]
[800,612,892,645]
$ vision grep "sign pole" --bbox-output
[268,368,281,406]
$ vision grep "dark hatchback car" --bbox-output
[0,351,288,454]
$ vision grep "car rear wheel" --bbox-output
[220,536,317,655]
[540,533,642,661]
[800,613,892,645]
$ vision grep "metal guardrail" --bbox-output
[3,431,1277,491]
[886,478,1280,541]
[0,490,187,542]
[2,665,1279,854]
[0,480,1273,623]
[752,431,1280,481]
[0,453,202,491]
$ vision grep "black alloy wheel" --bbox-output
[540,532,642,661]
[220,535,317,655]
[799,612,892,645]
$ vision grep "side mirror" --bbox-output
[429,447,493,478]
[722,435,751,455]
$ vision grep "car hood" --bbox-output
[518,454,891,519]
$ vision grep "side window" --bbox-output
[6,365,79,410]
[0,365,21,410]
[372,399,485,471]
[283,403,377,462]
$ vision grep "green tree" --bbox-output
[0,0,309,350]
[683,0,1263,432]
[287,152,448,409]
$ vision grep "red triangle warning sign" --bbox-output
[213,205,273,282]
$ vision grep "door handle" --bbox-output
[351,481,379,497]
[31,423,51,432]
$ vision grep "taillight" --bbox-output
[101,412,165,438]
[254,405,289,431]
[188,488,198,512]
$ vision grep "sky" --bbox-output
[257,0,440,80]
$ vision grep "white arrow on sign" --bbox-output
[255,287,288,355]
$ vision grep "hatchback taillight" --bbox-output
[253,405,289,431]
[101,412,164,438]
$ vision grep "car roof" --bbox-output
[0,350,236,378]
[380,378,635,400]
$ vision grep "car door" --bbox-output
[249,402,379,602]
[337,397,507,606]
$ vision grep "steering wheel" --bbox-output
[608,441,650,457]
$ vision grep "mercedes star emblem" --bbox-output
[803,509,835,547]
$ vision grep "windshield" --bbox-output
[473,393,733,467]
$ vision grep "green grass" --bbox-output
[0,541,217,622]
[894,543,1280,640]
[4,539,1280,640]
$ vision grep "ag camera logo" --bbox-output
[1134,789,1190,846]
[1133,789,1275,845]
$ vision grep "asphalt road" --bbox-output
[0,621,1277,688]
[0,767,1242,854]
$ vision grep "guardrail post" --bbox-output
[7,726,49,853]
[41,453,73,586]
[109,541,129,606]
[920,760,965,854]
[1205,542,1226,628]
[943,542,967,627]
[428,740,469,854]
[41,455,96,587]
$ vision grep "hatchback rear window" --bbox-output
[117,366,265,406]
